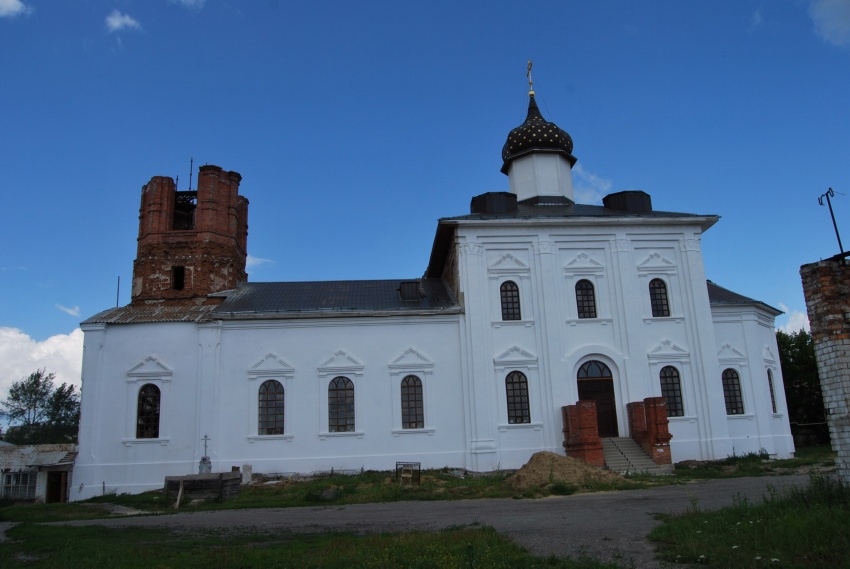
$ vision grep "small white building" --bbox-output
[73,90,793,500]
[0,444,76,503]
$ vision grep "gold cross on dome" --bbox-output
[526,59,534,95]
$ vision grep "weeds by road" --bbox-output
[650,472,850,568]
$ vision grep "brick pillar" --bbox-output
[561,401,604,467]
[627,401,648,447]
[801,257,850,485]
[644,397,672,465]
[626,398,672,465]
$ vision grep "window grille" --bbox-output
[136,383,161,439]
[328,376,355,432]
[659,366,684,417]
[401,375,424,429]
[577,360,612,380]
[173,191,197,230]
[2,471,36,500]
[500,281,521,320]
[258,380,285,435]
[575,279,597,319]
[649,278,670,317]
[767,369,777,413]
[506,371,531,424]
[722,368,745,415]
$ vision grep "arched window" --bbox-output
[649,278,670,317]
[659,366,684,417]
[258,380,285,435]
[500,280,521,321]
[401,375,424,429]
[328,376,355,432]
[506,371,530,424]
[722,368,745,415]
[767,369,777,414]
[575,279,597,319]
[136,384,161,439]
[577,360,612,380]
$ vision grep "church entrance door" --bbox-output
[577,360,619,438]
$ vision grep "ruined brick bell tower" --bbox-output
[132,165,248,306]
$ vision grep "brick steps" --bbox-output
[601,437,673,475]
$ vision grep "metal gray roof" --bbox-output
[0,444,77,471]
[82,279,459,324]
[706,281,781,315]
[214,279,458,316]
[82,305,219,325]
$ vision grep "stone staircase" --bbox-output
[601,437,673,475]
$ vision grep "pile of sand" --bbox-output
[507,451,625,491]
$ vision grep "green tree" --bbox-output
[776,330,827,442]
[1,369,80,444]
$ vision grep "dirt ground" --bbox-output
[507,451,625,490]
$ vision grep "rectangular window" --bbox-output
[767,370,778,414]
[172,266,185,291]
[173,191,197,230]
[2,471,37,500]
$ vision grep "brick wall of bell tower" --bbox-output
[131,164,249,306]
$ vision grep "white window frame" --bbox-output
[246,353,294,443]
[123,356,172,446]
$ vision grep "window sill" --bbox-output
[667,416,698,422]
[248,435,294,443]
[122,438,170,447]
[498,422,542,432]
[319,431,365,440]
[643,316,684,324]
[391,428,436,436]
[492,320,534,328]
[726,413,755,420]
[567,317,613,326]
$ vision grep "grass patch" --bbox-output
[671,445,835,480]
[0,448,834,524]
[0,468,649,523]
[0,523,625,569]
[650,472,850,568]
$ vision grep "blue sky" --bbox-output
[1,0,849,398]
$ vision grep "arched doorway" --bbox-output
[577,360,619,437]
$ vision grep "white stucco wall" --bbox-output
[74,216,794,500]
[74,316,466,500]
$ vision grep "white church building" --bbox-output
[73,88,794,499]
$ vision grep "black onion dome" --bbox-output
[501,94,576,174]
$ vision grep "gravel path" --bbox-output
[20,474,809,568]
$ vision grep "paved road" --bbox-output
[34,475,808,568]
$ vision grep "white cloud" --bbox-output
[169,0,207,9]
[572,163,612,204]
[751,9,764,30]
[809,0,850,46]
[0,0,30,18]
[105,10,141,33]
[777,303,812,333]
[246,254,274,269]
[0,328,83,405]
[55,304,81,317]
